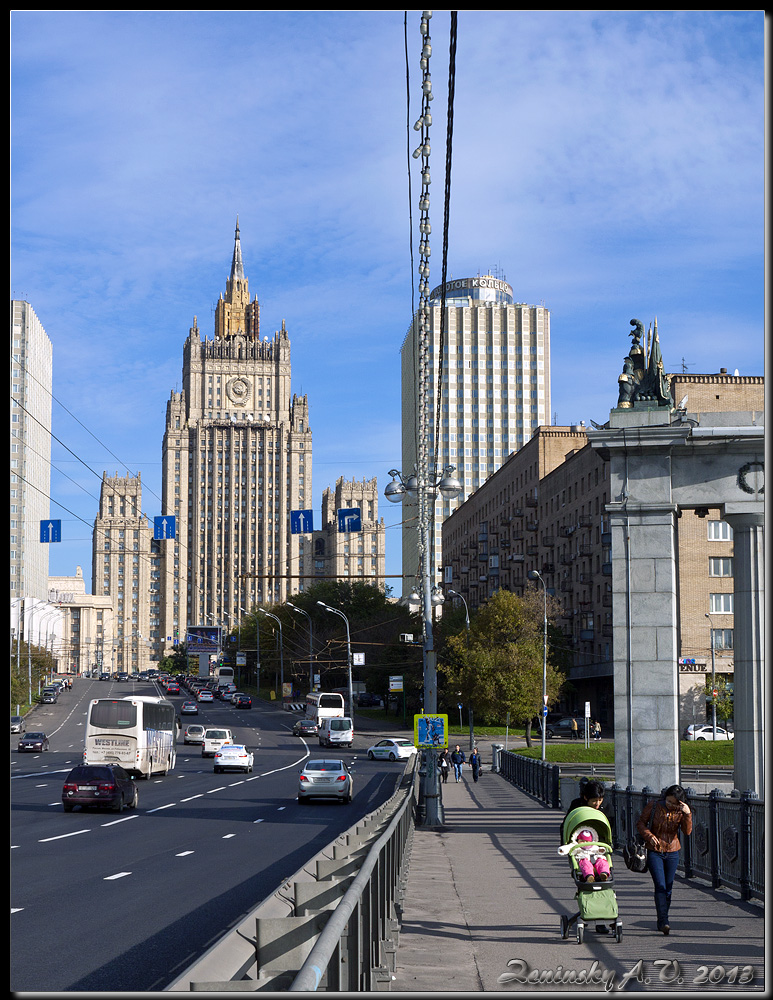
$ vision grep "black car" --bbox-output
[233,694,252,708]
[18,732,50,752]
[292,718,319,737]
[41,688,58,704]
[544,717,583,738]
[62,764,138,812]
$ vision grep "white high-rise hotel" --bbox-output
[400,275,551,595]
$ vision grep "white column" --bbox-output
[723,506,764,795]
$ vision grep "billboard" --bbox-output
[186,626,221,652]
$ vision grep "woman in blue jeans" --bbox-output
[637,784,692,935]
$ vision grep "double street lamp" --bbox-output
[316,602,354,720]
[385,465,462,825]
[259,609,283,698]
[287,602,314,694]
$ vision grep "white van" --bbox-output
[318,716,354,748]
[201,727,233,757]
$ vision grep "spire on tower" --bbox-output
[230,216,245,282]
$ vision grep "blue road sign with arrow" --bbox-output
[154,515,176,540]
[40,520,61,543]
[290,509,314,534]
[337,507,361,533]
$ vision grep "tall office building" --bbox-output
[92,473,160,672]
[311,477,386,585]
[160,222,312,650]
[400,275,551,596]
[11,301,53,602]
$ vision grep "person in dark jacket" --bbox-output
[470,747,482,782]
[438,749,449,783]
[450,745,466,782]
[637,784,692,935]
[560,779,607,843]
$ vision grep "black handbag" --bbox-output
[623,838,648,872]
[623,799,659,872]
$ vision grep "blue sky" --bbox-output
[11,11,765,593]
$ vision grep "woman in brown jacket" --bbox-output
[637,784,692,935]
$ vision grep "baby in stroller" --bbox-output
[558,825,611,882]
[558,806,622,943]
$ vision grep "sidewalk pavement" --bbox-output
[391,764,764,993]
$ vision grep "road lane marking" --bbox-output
[101,815,138,826]
[39,830,90,842]
[223,834,236,838]
[207,786,226,793]
[176,851,194,857]
[181,794,204,802]
[146,803,176,813]
[104,872,132,880]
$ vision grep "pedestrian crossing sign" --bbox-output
[414,714,448,749]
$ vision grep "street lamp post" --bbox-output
[705,612,718,740]
[287,602,314,695]
[316,602,354,720]
[528,569,548,762]
[260,610,283,700]
[385,466,462,826]
[447,589,474,751]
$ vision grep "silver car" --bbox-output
[297,759,353,804]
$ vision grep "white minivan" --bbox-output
[201,728,233,757]
[318,716,354,748]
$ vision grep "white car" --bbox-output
[213,744,254,773]
[201,728,233,757]
[197,689,214,702]
[683,724,734,741]
[366,738,417,761]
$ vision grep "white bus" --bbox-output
[215,665,235,689]
[84,696,177,778]
[306,691,345,725]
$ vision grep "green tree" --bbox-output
[231,582,422,705]
[704,673,734,725]
[439,589,566,743]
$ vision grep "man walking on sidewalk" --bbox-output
[450,745,466,782]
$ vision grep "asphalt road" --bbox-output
[11,678,404,992]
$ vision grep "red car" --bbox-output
[62,764,138,812]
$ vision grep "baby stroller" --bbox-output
[558,806,622,943]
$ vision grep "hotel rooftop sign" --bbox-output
[429,275,514,305]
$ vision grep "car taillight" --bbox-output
[336,775,347,781]
[299,775,309,781]
[98,783,116,792]
[63,783,77,792]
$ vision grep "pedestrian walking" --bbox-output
[450,745,466,782]
[438,750,449,783]
[470,746,482,782]
[571,717,579,740]
[592,720,602,741]
[636,784,692,935]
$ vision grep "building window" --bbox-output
[709,557,734,577]
[708,520,733,541]
[710,593,734,614]
[711,628,734,650]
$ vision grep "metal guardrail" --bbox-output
[165,756,418,992]
[494,750,764,903]
[494,746,560,807]
[606,784,764,903]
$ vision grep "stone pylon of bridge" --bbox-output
[589,398,764,796]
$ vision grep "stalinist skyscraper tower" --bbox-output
[160,221,312,646]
